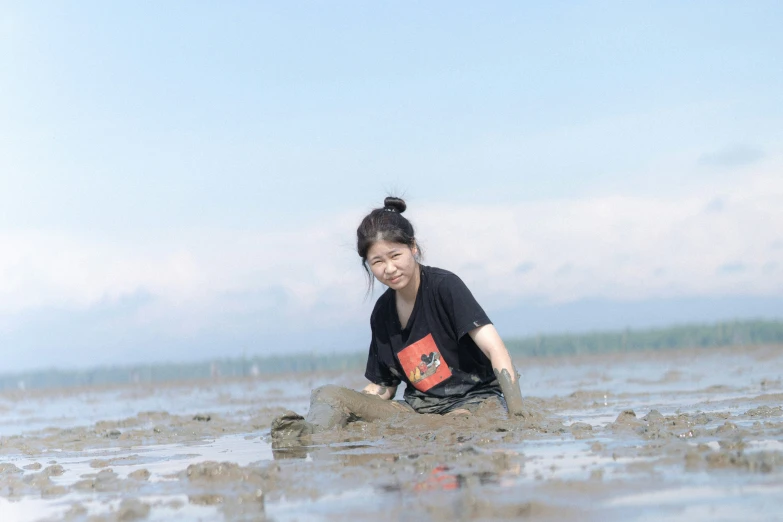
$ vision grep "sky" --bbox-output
[1,2,782,372]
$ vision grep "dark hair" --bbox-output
[356,196,421,293]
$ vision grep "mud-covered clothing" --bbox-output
[395,395,506,414]
[364,265,502,414]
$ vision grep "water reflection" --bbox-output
[271,439,311,460]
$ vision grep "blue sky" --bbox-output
[1,2,782,371]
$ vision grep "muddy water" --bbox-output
[1,345,782,521]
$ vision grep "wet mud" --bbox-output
[1,345,782,521]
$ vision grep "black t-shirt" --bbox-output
[364,265,501,414]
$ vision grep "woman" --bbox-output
[271,197,524,439]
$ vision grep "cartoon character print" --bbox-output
[413,351,440,381]
[397,333,452,392]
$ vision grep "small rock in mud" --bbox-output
[90,459,110,468]
[569,422,594,439]
[96,469,117,480]
[164,499,185,511]
[43,464,64,477]
[40,483,67,498]
[611,410,642,432]
[643,410,664,423]
[23,462,42,471]
[193,413,212,422]
[270,411,315,440]
[715,421,739,434]
[128,468,151,481]
[190,493,224,505]
[23,471,53,489]
[105,429,122,439]
[746,405,783,418]
[0,463,23,475]
[73,479,95,491]
[74,469,121,493]
[115,498,151,520]
[640,424,674,440]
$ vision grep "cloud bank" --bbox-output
[0,170,780,368]
[418,170,782,308]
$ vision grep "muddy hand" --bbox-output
[494,367,526,417]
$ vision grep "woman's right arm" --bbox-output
[362,382,397,400]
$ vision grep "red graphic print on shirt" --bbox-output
[397,333,452,392]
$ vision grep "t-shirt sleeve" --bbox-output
[438,273,493,339]
[364,321,401,387]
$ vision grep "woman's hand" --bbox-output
[469,324,526,417]
[362,382,397,400]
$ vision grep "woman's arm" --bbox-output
[362,382,397,400]
[469,324,526,417]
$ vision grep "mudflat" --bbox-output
[1,345,782,521]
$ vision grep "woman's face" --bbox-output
[366,239,419,292]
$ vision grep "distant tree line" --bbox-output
[504,319,783,357]
[1,319,781,392]
[0,351,367,392]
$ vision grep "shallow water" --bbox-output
[1,346,782,521]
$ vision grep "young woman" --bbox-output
[271,197,524,439]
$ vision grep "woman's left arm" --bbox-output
[469,324,526,417]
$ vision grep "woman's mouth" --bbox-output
[388,275,402,284]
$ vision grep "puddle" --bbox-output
[0,434,275,522]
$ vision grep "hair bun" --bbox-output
[383,197,407,213]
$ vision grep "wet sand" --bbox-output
[1,345,782,521]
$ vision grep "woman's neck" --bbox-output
[396,263,421,303]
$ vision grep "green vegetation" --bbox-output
[2,319,781,392]
[504,319,783,357]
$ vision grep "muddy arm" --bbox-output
[469,324,525,417]
[362,382,397,400]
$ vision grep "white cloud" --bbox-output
[416,167,783,307]
[0,169,781,335]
